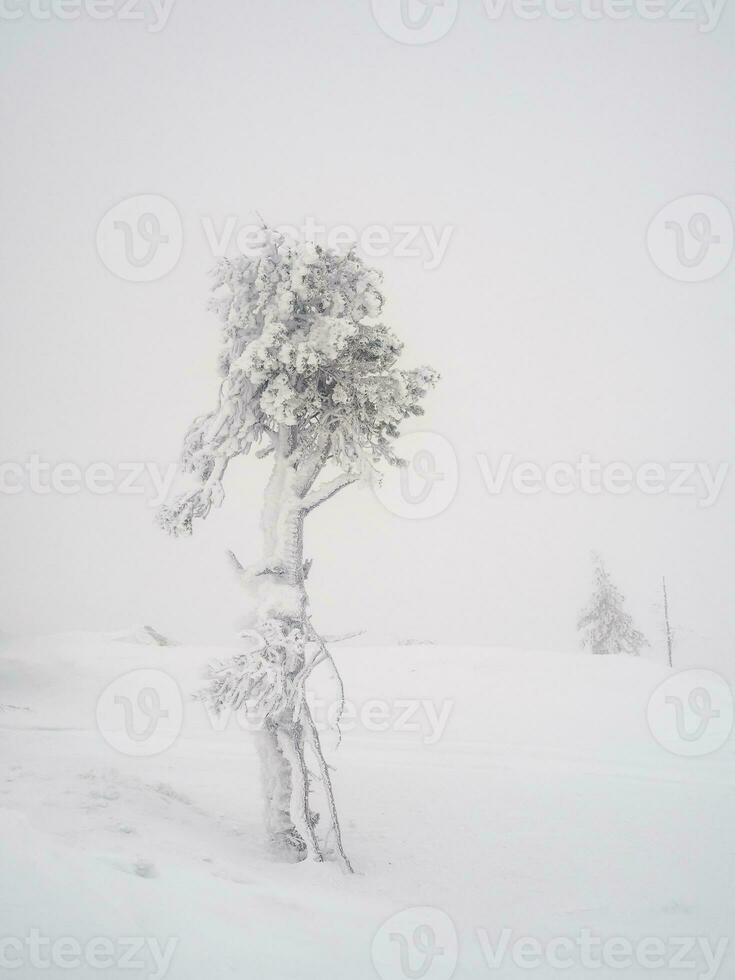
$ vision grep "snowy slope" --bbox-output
[0,632,733,979]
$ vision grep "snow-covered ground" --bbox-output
[1,632,733,979]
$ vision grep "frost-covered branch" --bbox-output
[302,472,360,513]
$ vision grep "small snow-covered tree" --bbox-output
[160,228,438,870]
[577,554,648,656]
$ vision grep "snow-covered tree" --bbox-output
[577,554,648,657]
[159,228,438,870]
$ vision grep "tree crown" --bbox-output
[160,230,438,535]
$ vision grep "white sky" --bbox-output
[1,0,733,667]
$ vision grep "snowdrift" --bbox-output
[0,633,732,979]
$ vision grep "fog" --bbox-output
[1,0,733,668]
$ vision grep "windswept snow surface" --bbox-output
[0,633,733,979]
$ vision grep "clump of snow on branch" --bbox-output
[200,620,309,722]
[200,619,345,733]
[159,230,438,536]
[577,555,648,656]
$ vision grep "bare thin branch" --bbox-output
[322,629,365,643]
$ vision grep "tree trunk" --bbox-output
[255,435,310,623]
[662,576,673,667]
[252,438,312,857]
[253,720,302,857]
[245,434,353,869]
